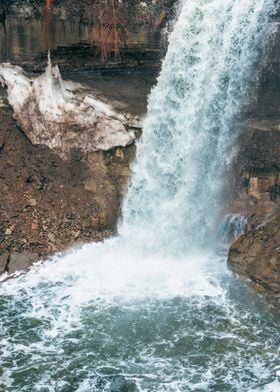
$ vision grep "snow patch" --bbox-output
[0,54,140,158]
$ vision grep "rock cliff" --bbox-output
[227,8,280,300]
[229,217,280,299]
[0,0,177,72]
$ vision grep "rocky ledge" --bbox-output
[228,217,280,300]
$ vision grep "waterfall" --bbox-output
[218,213,248,244]
[1,2,279,391]
[120,0,275,255]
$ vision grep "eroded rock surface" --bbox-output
[7,251,38,275]
[0,252,8,274]
[228,217,280,298]
[0,0,177,73]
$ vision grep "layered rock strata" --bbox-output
[227,10,280,299]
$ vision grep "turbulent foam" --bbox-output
[0,248,279,391]
[1,240,223,304]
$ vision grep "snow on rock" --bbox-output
[0,54,140,158]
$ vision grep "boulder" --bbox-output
[7,252,39,275]
[228,217,280,297]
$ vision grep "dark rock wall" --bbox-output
[229,218,280,298]
[250,8,280,119]
[228,8,280,299]
[0,0,177,71]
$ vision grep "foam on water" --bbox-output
[1,248,279,391]
[1,0,279,391]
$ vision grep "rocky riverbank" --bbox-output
[0,102,137,278]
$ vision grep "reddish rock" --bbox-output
[31,222,39,230]
[228,217,280,298]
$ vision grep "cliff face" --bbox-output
[0,0,177,72]
[227,9,280,299]
[0,0,279,292]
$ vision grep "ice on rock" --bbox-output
[0,54,140,158]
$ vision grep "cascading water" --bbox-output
[0,1,279,391]
[120,0,275,254]
[218,213,248,244]
[44,0,53,51]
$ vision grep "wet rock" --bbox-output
[225,195,279,233]
[109,376,138,392]
[0,252,9,274]
[234,121,280,175]
[7,251,39,275]
[228,217,280,298]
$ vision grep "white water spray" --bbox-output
[120,0,275,255]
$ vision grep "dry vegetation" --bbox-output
[89,0,128,63]
[42,0,171,62]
